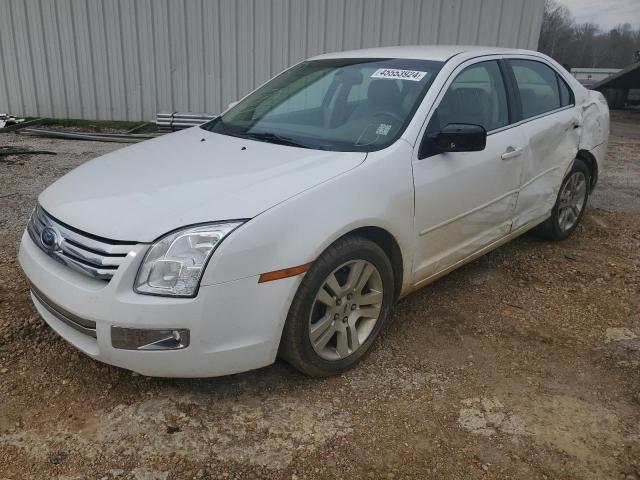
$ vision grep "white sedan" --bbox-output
[19,46,609,377]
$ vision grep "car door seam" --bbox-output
[418,165,564,238]
[519,165,562,190]
[411,212,550,291]
[418,188,519,237]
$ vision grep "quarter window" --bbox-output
[431,60,509,133]
[509,59,562,119]
[558,75,573,107]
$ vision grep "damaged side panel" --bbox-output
[511,107,581,230]
[578,90,610,174]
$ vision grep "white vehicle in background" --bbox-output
[19,46,609,377]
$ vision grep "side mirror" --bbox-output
[227,100,239,110]
[431,123,487,153]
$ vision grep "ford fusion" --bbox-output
[19,46,609,377]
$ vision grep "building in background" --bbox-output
[0,0,544,121]
[571,68,621,83]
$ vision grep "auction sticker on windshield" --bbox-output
[371,68,428,81]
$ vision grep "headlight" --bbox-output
[134,222,243,297]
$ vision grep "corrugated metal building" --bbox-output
[0,0,545,121]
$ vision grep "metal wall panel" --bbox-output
[0,0,544,121]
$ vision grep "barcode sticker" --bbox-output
[376,124,392,135]
[371,68,428,82]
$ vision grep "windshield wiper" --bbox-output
[242,132,312,149]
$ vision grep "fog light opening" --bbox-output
[172,330,182,342]
[111,327,190,351]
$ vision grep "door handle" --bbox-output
[501,147,523,160]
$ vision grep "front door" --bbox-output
[411,59,525,284]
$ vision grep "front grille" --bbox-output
[30,284,97,338]
[27,205,136,281]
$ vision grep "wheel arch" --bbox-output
[333,226,405,301]
[576,149,598,191]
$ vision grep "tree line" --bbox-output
[538,0,640,69]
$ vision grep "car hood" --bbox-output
[39,127,366,242]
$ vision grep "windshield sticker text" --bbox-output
[371,68,428,82]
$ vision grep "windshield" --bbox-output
[202,58,443,152]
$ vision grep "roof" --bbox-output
[310,45,534,62]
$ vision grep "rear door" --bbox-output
[411,58,526,284]
[506,58,581,229]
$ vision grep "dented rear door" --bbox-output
[506,58,581,231]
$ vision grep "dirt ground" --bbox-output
[0,111,639,480]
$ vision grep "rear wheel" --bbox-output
[279,236,394,376]
[534,158,590,241]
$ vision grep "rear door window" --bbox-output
[509,59,562,119]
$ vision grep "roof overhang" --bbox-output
[593,62,640,91]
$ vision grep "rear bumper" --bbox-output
[19,230,300,377]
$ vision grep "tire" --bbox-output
[533,158,590,241]
[279,236,395,377]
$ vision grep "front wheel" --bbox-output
[534,158,590,241]
[279,236,395,376]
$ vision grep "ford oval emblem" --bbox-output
[40,227,60,251]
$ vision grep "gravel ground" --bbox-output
[591,109,640,213]
[0,112,639,480]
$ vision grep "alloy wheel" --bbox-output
[558,171,587,232]
[308,260,384,361]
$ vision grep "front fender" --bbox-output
[200,140,416,292]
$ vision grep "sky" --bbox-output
[558,0,640,30]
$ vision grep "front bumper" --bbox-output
[18,230,301,377]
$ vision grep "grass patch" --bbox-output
[39,118,146,132]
